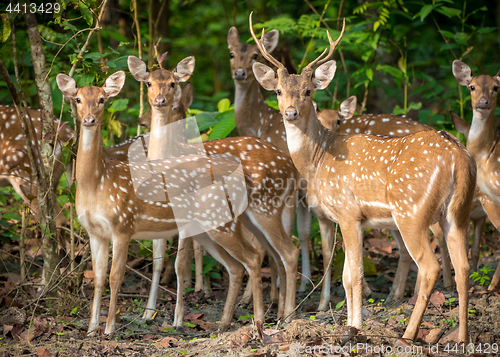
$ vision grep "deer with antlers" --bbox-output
[228,25,335,301]
[126,55,302,327]
[452,60,500,289]
[250,14,475,342]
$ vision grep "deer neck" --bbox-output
[76,125,106,191]
[468,108,497,159]
[284,103,333,180]
[149,105,174,160]
[234,79,265,135]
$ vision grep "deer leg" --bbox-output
[194,234,245,332]
[340,222,363,328]
[398,225,441,342]
[269,254,279,304]
[471,217,485,273]
[144,238,167,319]
[173,236,192,329]
[105,234,130,335]
[479,199,500,290]
[387,230,412,302]
[297,200,312,292]
[317,216,335,311]
[87,235,109,336]
[430,222,453,289]
[239,225,265,306]
[193,240,204,291]
[183,238,194,290]
[441,220,470,343]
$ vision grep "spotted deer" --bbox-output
[228,26,326,296]
[317,95,458,297]
[0,105,73,226]
[452,60,500,289]
[251,15,475,342]
[127,55,302,326]
[57,71,299,335]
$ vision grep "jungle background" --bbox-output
[1,0,500,356]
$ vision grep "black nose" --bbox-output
[234,69,246,80]
[284,107,299,121]
[477,97,490,109]
[154,95,167,107]
[83,116,96,127]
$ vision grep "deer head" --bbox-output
[228,26,278,82]
[250,13,344,133]
[56,71,126,128]
[317,95,357,131]
[128,56,195,113]
[452,60,500,113]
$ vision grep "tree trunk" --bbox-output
[24,4,59,295]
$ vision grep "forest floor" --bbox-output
[1,229,500,357]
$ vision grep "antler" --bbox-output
[249,12,285,70]
[303,18,345,70]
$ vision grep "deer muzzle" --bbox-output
[476,97,490,110]
[83,116,96,127]
[234,68,246,80]
[284,107,299,121]
[154,94,167,107]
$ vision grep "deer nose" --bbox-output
[477,97,490,109]
[83,116,96,127]
[234,69,246,80]
[154,95,167,107]
[284,107,299,121]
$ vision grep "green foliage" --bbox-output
[470,266,495,286]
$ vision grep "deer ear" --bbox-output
[252,62,278,91]
[181,82,194,109]
[56,74,78,98]
[103,71,126,97]
[317,110,338,131]
[174,56,195,83]
[452,60,473,86]
[263,30,279,53]
[339,95,357,120]
[172,84,182,109]
[495,70,500,85]
[450,111,470,139]
[128,56,149,82]
[227,27,240,48]
[312,60,336,91]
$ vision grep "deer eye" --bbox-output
[230,53,234,59]
[252,53,258,60]
[469,85,475,91]
[99,97,105,104]
[146,82,152,88]
[305,89,311,96]
[276,89,282,96]
[494,86,499,92]
[75,98,81,103]
[170,82,176,88]
[337,119,341,125]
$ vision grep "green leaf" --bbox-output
[376,64,403,79]
[397,56,406,75]
[477,27,497,34]
[195,112,219,132]
[217,98,231,113]
[1,14,11,43]
[208,113,235,140]
[373,20,380,32]
[2,213,22,221]
[419,4,435,21]
[108,99,129,114]
[436,6,461,18]
[84,52,102,61]
[365,68,373,81]
[335,300,345,310]
[78,1,93,26]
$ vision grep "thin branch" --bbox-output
[131,0,144,136]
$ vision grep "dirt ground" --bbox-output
[1,230,500,357]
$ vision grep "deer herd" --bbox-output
[3,13,500,345]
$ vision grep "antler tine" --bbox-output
[305,18,346,70]
[249,12,285,69]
